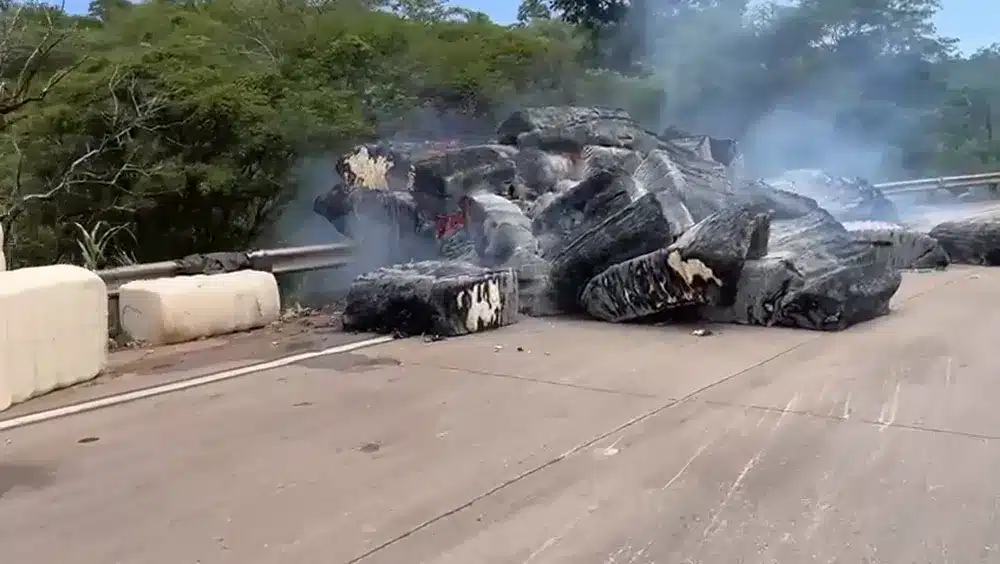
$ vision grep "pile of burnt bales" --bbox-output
[314,106,964,337]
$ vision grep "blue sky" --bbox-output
[59,0,994,54]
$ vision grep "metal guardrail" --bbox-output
[876,171,1000,195]
[99,243,355,340]
[98,243,356,294]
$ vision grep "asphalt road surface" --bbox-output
[2,267,999,563]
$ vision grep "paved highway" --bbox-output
[2,267,999,563]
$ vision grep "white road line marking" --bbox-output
[0,335,396,432]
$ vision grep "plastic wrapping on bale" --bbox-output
[580,145,642,177]
[465,192,553,316]
[708,209,901,331]
[464,192,538,263]
[767,169,899,223]
[928,213,1000,265]
[498,106,636,144]
[632,149,685,194]
[658,143,735,221]
[342,261,518,337]
[462,192,551,301]
[580,207,770,322]
[410,145,521,215]
[843,221,950,269]
[438,226,478,262]
[513,148,577,194]
[532,169,644,253]
[175,252,252,275]
[631,145,734,222]
[737,180,821,219]
[701,257,805,327]
[498,106,662,153]
[336,140,464,191]
[312,104,905,331]
[548,192,678,311]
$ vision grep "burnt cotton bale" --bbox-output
[548,192,678,312]
[705,209,901,330]
[342,261,519,337]
[928,213,1000,266]
[580,207,770,322]
[317,104,906,334]
[843,221,949,269]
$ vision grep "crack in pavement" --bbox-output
[700,399,1000,442]
[345,273,982,563]
[346,336,822,563]
[406,362,661,399]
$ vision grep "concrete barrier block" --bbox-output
[118,270,280,346]
[0,224,6,271]
[0,265,108,411]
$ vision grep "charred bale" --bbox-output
[768,210,900,330]
[437,225,478,262]
[336,140,464,192]
[660,132,740,167]
[700,257,805,327]
[548,192,679,311]
[737,180,821,220]
[464,192,538,262]
[580,207,770,322]
[844,221,950,269]
[513,148,578,194]
[313,182,355,235]
[342,261,518,337]
[768,169,899,223]
[631,151,696,233]
[498,106,634,143]
[580,145,642,176]
[532,169,645,256]
[703,210,901,330]
[632,145,734,222]
[660,143,735,221]
[497,106,660,153]
[175,252,252,275]
[462,191,551,305]
[410,145,521,216]
[928,213,1000,265]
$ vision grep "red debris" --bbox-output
[435,210,466,238]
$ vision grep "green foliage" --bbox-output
[0,0,599,267]
[72,219,135,270]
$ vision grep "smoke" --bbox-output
[270,105,497,306]
[630,0,940,184]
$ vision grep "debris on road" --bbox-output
[341,261,518,337]
[313,105,986,337]
[929,213,1000,266]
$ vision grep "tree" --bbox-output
[0,4,82,121]
[0,0,594,267]
[516,0,551,25]
[87,0,131,22]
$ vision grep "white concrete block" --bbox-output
[0,265,108,411]
[0,223,6,271]
[118,270,280,346]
